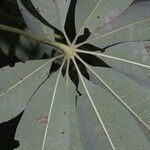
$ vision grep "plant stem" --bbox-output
[0,24,63,52]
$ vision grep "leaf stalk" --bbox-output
[0,24,68,54]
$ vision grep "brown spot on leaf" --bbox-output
[100,128,106,137]
[36,7,40,12]
[145,45,150,52]
[110,80,115,83]
[97,16,100,19]
[60,131,65,135]
[107,16,116,22]
[36,114,48,125]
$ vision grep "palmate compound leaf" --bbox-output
[73,0,134,44]
[31,0,71,44]
[72,56,150,150]
[77,41,150,88]
[77,1,150,48]
[0,55,62,123]
[1,0,149,149]
[15,61,84,150]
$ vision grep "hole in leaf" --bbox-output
[60,131,65,135]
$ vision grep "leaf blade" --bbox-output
[75,53,150,131]
[18,0,54,40]
[31,0,71,43]
[72,57,115,150]
[85,1,150,48]
[0,56,62,123]
[76,42,150,88]
[77,75,150,150]
[15,64,83,150]
[73,55,150,150]
[74,0,134,43]
[88,66,150,130]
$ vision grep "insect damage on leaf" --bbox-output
[145,45,150,52]
[36,114,48,125]
[99,128,106,137]
[60,131,65,135]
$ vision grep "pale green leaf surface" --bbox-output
[88,66,150,138]
[85,1,150,48]
[77,77,150,150]
[0,59,52,123]
[15,32,45,61]
[96,42,150,88]
[15,72,83,150]
[31,0,70,32]
[18,0,54,40]
[74,0,133,42]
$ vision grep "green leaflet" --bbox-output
[31,0,70,30]
[88,66,150,130]
[15,69,83,150]
[15,0,56,61]
[0,57,60,123]
[82,1,150,48]
[18,0,54,40]
[73,53,150,149]
[74,0,134,44]
[97,42,150,88]
[76,76,150,150]
[31,0,71,43]
[77,41,150,88]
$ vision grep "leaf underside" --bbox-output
[0,0,150,150]
[15,69,84,150]
[0,59,52,123]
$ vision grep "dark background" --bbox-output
[0,0,149,150]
